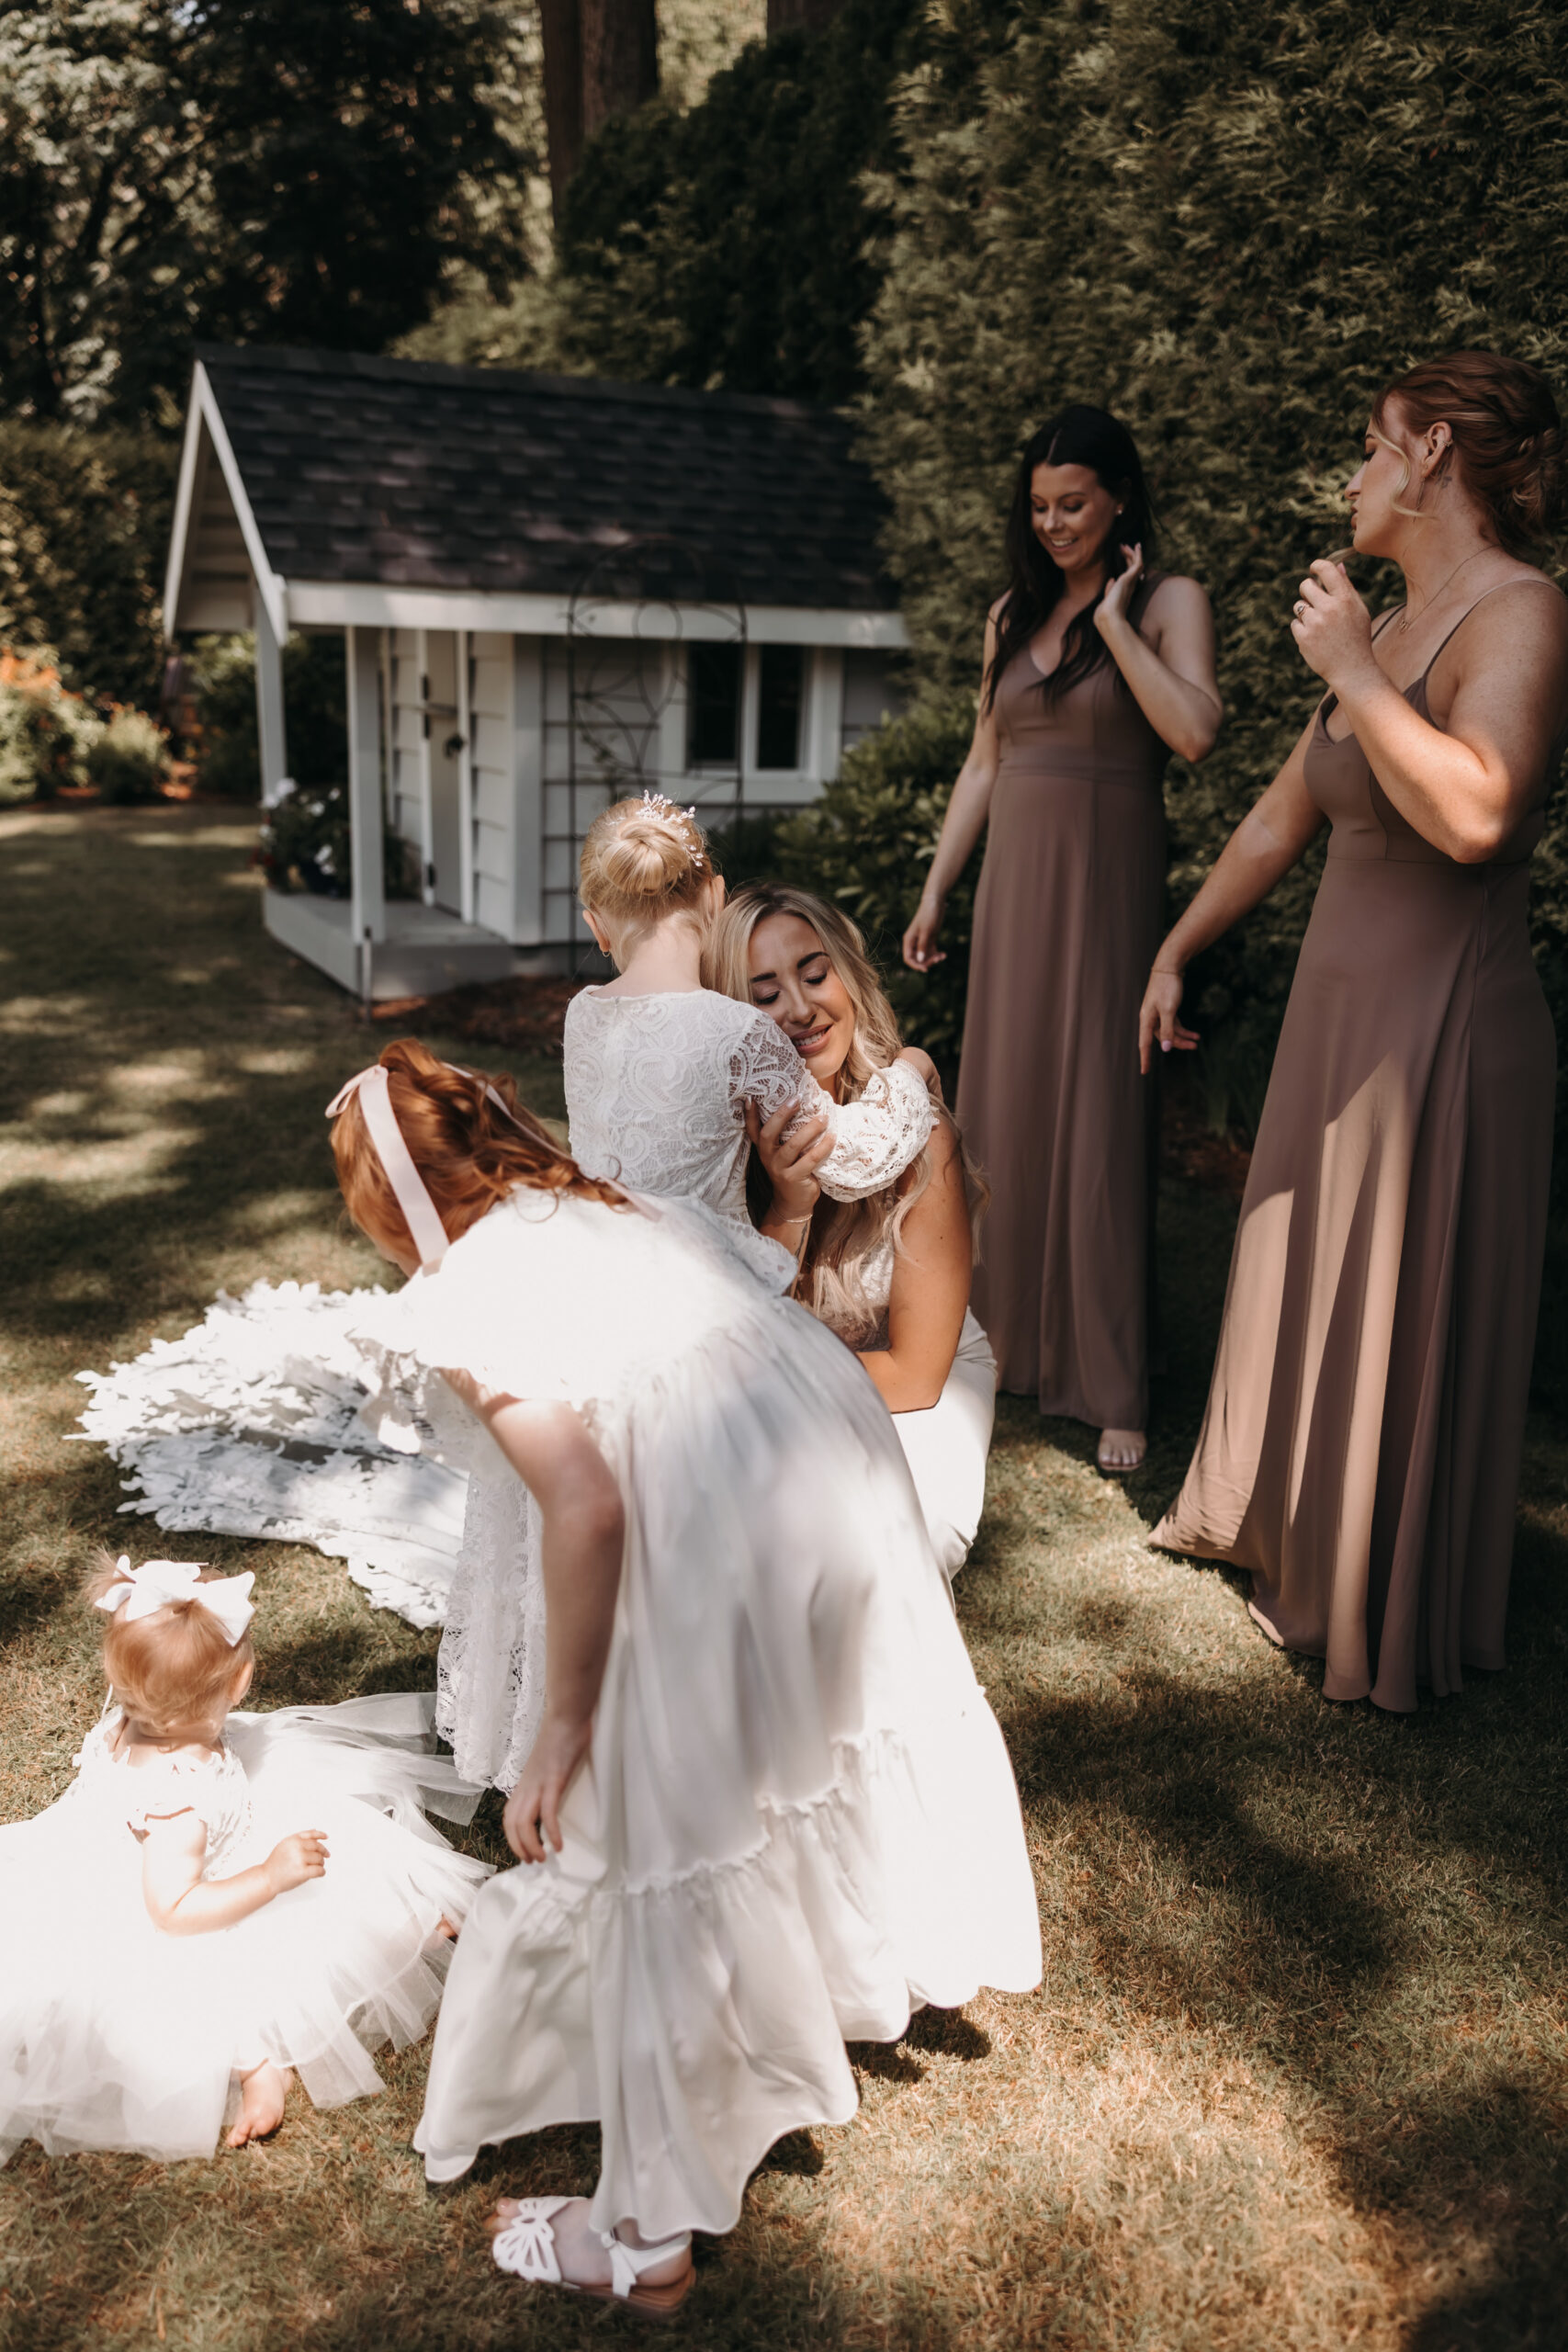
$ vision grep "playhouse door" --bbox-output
[425,634,464,914]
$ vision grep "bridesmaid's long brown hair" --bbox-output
[987,404,1156,714]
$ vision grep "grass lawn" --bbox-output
[2,804,1566,2352]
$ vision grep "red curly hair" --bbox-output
[85,1552,254,1737]
[330,1037,625,1263]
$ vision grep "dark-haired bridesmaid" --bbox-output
[904,405,1222,1472]
[1144,350,1568,1710]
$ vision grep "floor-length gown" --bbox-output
[1154,587,1564,1710]
[351,1186,1043,2237]
[957,614,1168,1430]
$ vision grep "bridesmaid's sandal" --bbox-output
[490,2195,694,2319]
[1097,1429,1146,1475]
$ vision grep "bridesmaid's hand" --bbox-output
[1138,966,1199,1075]
[1291,560,1375,689]
[903,893,946,971]
[1094,543,1145,637]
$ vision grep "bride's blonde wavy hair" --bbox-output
[705,883,987,1343]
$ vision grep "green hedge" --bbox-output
[0,424,177,707]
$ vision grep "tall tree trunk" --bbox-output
[766,0,847,33]
[540,0,584,222]
[581,0,658,141]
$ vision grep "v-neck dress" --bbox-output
[1153,585,1564,1709]
[957,595,1170,1430]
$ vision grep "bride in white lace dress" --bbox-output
[331,1041,1041,2313]
[707,883,998,1580]
[564,795,938,1286]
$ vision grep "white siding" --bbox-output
[388,628,426,865]
[541,637,667,947]
[467,630,515,938]
[840,649,906,756]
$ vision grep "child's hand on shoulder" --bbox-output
[265,1829,329,1895]
[895,1046,942,1099]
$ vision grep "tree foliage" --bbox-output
[546,0,919,397]
[0,0,536,426]
[0,420,176,702]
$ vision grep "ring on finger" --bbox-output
[1292,600,1307,618]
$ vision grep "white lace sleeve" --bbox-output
[728,1015,935,1200]
[810,1059,936,1201]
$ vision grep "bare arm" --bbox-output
[1137,715,1325,1075]
[442,1377,626,1862]
[1295,563,1568,861]
[856,1125,973,1414]
[141,1810,327,1936]
[1096,561,1223,763]
[902,614,1002,971]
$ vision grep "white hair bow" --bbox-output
[96,1556,255,1646]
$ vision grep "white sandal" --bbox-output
[491,2195,694,2319]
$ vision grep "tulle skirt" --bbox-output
[0,1696,491,2165]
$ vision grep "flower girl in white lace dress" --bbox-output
[0,1555,490,2165]
[332,1041,1040,2317]
[564,794,937,1285]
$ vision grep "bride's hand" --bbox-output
[1138,965,1199,1076]
[503,1713,593,1863]
[746,1096,829,1226]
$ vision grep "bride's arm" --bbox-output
[442,1378,625,1861]
[856,1125,972,1414]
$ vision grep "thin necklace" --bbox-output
[1394,546,1492,634]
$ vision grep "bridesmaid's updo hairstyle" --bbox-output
[1374,351,1567,556]
[580,793,711,937]
[85,1552,254,1737]
[987,404,1156,714]
[332,1038,626,1264]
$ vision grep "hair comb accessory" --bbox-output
[636,789,705,868]
[96,1556,256,1645]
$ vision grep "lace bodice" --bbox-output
[73,1713,254,1876]
[563,989,933,1278]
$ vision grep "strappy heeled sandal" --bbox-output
[491,2195,695,2320]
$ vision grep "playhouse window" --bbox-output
[687,644,740,766]
[756,645,804,771]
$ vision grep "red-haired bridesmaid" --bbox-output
[1144,351,1568,1710]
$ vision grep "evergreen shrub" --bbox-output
[0,425,176,707]
[85,708,169,804]
[0,653,101,802]
[189,633,349,798]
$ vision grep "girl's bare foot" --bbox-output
[1097,1427,1146,1473]
[227,2061,288,2146]
[488,2196,691,2295]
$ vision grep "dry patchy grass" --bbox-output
[1,807,1565,2351]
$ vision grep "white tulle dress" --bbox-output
[0,1694,491,2165]
[347,1183,1042,2238]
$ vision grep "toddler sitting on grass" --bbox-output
[0,1552,489,2164]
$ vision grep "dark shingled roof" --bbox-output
[197,345,895,611]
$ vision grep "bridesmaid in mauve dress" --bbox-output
[905,406,1222,1471]
[1143,351,1568,1711]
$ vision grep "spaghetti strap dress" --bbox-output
[1153,584,1565,1710]
[957,589,1170,1430]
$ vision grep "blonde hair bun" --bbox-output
[580,794,711,929]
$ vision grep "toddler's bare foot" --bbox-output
[1097,1427,1146,1473]
[227,2061,288,2147]
[434,1916,458,1940]
[488,2197,690,2294]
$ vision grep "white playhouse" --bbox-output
[163,345,908,995]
